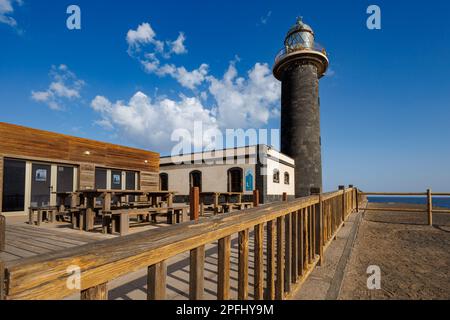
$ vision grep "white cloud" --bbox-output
[260,11,272,25]
[140,53,208,90]
[0,0,23,27]
[127,21,206,89]
[90,60,281,151]
[31,64,84,110]
[90,92,218,152]
[172,64,208,90]
[169,32,187,55]
[126,23,156,47]
[207,62,280,128]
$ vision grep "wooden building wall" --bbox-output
[0,156,3,212]
[0,122,159,194]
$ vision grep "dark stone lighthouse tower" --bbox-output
[273,18,329,197]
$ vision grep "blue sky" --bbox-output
[1,0,449,192]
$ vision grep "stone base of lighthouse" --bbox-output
[280,62,322,197]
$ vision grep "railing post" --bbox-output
[189,245,205,299]
[253,224,264,300]
[284,212,292,293]
[253,189,260,207]
[217,236,231,300]
[427,189,433,226]
[238,229,249,300]
[190,187,200,221]
[348,185,354,212]
[81,283,108,300]
[0,215,5,252]
[275,216,285,300]
[356,188,359,212]
[311,188,323,266]
[339,186,345,224]
[297,209,304,277]
[266,220,275,300]
[147,261,167,300]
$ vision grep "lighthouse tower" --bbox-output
[273,18,329,197]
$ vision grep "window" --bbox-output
[273,169,280,184]
[111,170,122,190]
[284,172,290,185]
[126,171,137,202]
[190,171,202,192]
[95,168,107,189]
[228,168,243,192]
[57,166,74,206]
[159,173,169,191]
[2,159,26,212]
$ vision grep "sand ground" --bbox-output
[339,203,450,300]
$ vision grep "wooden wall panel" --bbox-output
[0,156,3,211]
[0,122,159,173]
[79,164,95,190]
[140,171,158,192]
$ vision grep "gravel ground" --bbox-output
[339,203,450,300]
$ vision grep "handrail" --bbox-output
[1,188,361,300]
[274,42,327,65]
[362,190,450,224]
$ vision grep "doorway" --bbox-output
[228,167,243,192]
[189,171,202,192]
[31,163,51,208]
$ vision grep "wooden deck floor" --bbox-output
[0,224,113,263]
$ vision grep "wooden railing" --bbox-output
[360,190,450,226]
[0,187,361,300]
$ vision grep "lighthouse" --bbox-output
[273,18,329,197]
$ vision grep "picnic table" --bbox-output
[75,189,146,231]
[105,205,189,235]
[144,191,176,207]
[52,191,78,214]
[199,192,253,215]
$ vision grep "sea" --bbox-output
[368,197,450,209]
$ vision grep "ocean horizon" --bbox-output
[368,196,450,209]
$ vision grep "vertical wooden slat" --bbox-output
[189,245,205,300]
[254,224,264,300]
[284,213,292,293]
[81,283,108,300]
[217,236,231,300]
[291,211,298,281]
[303,208,308,270]
[427,189,433,226]
[317,194,324,265]
[355,189,359,212]
[0,215,5,252]
[147,261,166,300]
[238,229,249,300]
[309,206,313,264]
[275,216,285,300]
[298,209,304,276]
[190,187,200,221]
[0,259,5,300]
[266,220,275,300]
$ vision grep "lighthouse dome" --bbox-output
[284,17,315,50]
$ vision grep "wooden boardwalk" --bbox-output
[0,224,112,263]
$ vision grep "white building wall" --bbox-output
[161,163,256,195]
[266,157,295,196]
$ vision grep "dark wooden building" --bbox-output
[0,122,159,215]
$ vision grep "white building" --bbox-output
[159,145,295,204]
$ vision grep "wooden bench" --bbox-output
[28,207,58,226]
[150,206,188,225]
